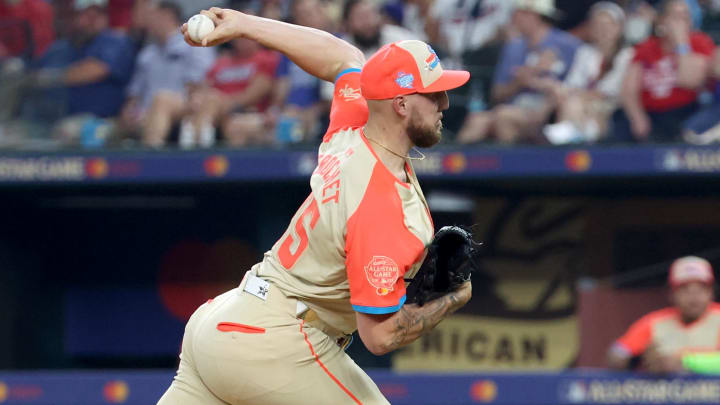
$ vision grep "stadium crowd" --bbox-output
[3,0,720,148]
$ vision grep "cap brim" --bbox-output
[670,278,714,288]
[418,70,470,94]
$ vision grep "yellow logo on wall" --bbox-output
[395,198,583,371]
[0,382,7,402]
[394,315,578,370]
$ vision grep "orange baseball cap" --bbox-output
[668,256,715,288]
[360,40,470,100]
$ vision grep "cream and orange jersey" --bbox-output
[614,303,720,357]
[253,69,434,334]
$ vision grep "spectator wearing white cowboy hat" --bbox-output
[458,0,582,144]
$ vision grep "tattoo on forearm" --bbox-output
[384,293,458,352]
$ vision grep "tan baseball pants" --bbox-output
[157,272,390,405]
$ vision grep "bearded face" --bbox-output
[407,106,442,148]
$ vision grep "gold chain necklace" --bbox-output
[366,137,426,161]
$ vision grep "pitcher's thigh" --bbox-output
[157,355,228,405]
[293,348,389,405]
[252,326,389,405]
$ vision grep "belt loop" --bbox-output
[296,300,310,318]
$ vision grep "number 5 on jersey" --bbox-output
[278,195,320,269]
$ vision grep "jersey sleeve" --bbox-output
[345,216,407,314]
[322,69,369,141]
[615,314,654,357]
[344,166,426,314]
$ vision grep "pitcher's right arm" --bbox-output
[182,8,365,83]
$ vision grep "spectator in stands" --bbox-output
[26,0,134,144]
[0,0,55,60]
[380,0,404,28]
[112,0,155,46]
[164,34,280,148]
[620,1,703,44]
[622,1,658,45]
[401,0,512,138]
[402,0,510,67]
[271,0,333,144]
[458,0,581,144]
[617,0,714,143]
[0,0,54,123]
[342,0,419,59]
[554,0,605,38]
[683,55,720,144]
[256,0,288,22]
[543,2,634,144]
[103,0,134,31]
[120,1,215,144]
[607,256,719,374]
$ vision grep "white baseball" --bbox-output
[187,14,215,43]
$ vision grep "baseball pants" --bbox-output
[157,272,390,405]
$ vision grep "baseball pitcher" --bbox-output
[158,7,476,404]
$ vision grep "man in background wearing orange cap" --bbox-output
[607,256,720,374]
[157,6,472,404]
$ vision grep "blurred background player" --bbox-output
[157,6,472,404]
[607,256,720,374]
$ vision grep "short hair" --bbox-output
[157,1,183,23]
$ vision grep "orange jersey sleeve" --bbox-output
[323,69,369,142]
[345,163,426,314]
[615,313,656,356]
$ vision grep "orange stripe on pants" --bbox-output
[299,320,362,404]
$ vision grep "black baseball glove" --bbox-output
[405,226,481,306]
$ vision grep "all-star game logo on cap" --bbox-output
[395,72,415,89]
[425,45,439,71]
[360,40,470,100]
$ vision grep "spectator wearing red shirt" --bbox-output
[108,0,133,30]
[619,0,714,142]
[178,37,279,147]
[0,0,54,60]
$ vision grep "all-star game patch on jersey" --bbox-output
[254,68,435,334]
